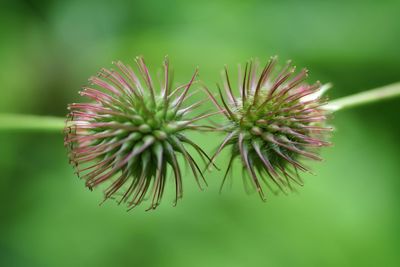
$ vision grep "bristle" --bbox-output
[210,57,331,198]
[65,57,213,210]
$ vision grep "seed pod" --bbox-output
[65,56,214,210]
[205,57,332,200]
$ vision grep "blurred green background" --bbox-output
[1,0,400,266]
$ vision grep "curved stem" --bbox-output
[0,114,65,132]
[324,82,400,112]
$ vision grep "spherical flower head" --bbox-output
[64,56,213,210]
[205,57,332,200]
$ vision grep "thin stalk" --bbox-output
[0,82,399,133]
[0,114,65,132]
[324,82,400,112]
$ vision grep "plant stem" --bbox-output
[0,82,399,132]
[0,114,65,132]
[324,82,400,112]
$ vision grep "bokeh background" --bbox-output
[1,0,400,266]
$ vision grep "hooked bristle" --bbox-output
[206,57,332,200]
[64,56,213,210]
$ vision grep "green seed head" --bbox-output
[205,57,332,200]
[64,56,212,210]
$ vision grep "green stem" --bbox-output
[324,82,400,112]
[0,82,400,133]
[0,114,65,132]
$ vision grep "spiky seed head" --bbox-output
[205,57,332,200]
[64,56,213,210]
